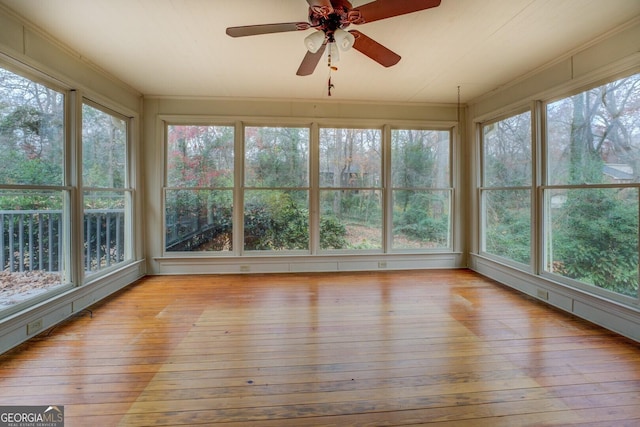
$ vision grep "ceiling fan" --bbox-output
[226,0,442,91]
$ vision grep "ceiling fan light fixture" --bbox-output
[304,31,325,53]
[334,29,355,51]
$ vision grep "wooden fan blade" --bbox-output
[296,43,327,76]
[350,30,401,67]
[226,22,310,37]
[306,0,333,8]
[354,0,441,24]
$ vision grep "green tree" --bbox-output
[551,75,639,297]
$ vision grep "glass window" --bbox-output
[165,125,234,252]
[244,126,309,251]
[546,187,638,298]
[391,129,451,249]
[0,66,68,312]
[547,75,640,186]
[0,70,64,187]
[481,111,532,265]
[319,128,381,250]
[82,103,131,274]
[164,123,456,256]
[545,73,640,299]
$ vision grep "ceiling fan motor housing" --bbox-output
[309,0,355,37]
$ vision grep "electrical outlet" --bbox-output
[240,265,250,272]
[27,318,43,335]
[378,261,387,268]
[536,289,549,300]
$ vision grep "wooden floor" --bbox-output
[1,270,639,426]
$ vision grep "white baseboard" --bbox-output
[0,261,145,355]
[470,254,640,342]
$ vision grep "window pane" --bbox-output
[391,129,450,188]
[546,187,638,298]
[484,189,531,264]
[320,128,381,188]
[167,125,234,188]
[483,111,531,187]
[84,190,128,273]
[0,68,64,186]
[0,189,67,310]
[392,190,450,249]
[83,102,131,275]
[82,104,126,188]
[245,127,309,188]
[547,73,640,185]
[244,190,309,251]
[165,189,232,252]
[320,190,382,250]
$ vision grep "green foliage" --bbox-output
[1,105,43,135]
[0,105,63,186]
[484,190,531,264]
[484,215,531,264]
[319,216,347,249]
[244,192,304,250]
[0,192,63,211]
[393,192,448,245]
[244,191,346,250]
[553,189,638,297]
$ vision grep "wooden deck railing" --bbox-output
[0,209,125,274]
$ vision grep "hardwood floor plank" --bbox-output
[0,269,638,426]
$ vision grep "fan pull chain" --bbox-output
[327,42,337,96]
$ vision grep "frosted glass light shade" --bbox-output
[304,31,326,53]
[334,29,355,51]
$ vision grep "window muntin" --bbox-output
[480,111,532,265]
[544,73,640,300]
[165,125,234,253]
[0,66,69,313]
[391,129,451,250]
[319,128,382,251]
[82,102,132,275]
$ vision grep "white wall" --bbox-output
[467,18,640,341]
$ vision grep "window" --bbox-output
[0,66,69,312]
[165,125,234,252]
[480,111,532,265]
[319,128,382,250]
[391,129,451,249]
[544,73,639,299]
[244,126,309,251]
[164,122,454,256]
[82,102,132,274]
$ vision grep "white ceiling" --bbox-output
[1,0,639,104]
